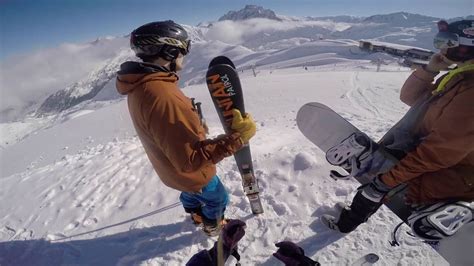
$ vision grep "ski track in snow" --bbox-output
[0,64,449,266]
[340,70,410,141]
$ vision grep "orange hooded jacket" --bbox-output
[116,62,243,192]
[381,66,474,204]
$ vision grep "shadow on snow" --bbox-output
[260,205,346,265]
[0,202,210,266]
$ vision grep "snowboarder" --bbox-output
[116,20,256,236]
[322,19,474,240]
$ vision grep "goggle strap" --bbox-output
[459,36,474,46]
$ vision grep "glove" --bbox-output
[188,220,246,266]
[273,241,319,266]
[231,109,256,143]
[221,219,246,250]
[360,175,392,203]
[186,250,213,266]
[425,53,452,73]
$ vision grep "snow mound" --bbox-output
[294,152,317,171]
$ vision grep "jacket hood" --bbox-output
[116,61,178,95]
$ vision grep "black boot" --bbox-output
[184,206,204,225]
[336,191,382,233]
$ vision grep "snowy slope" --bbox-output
[0,39,388,149]
[2,6,473,266]
[1,59,456,265]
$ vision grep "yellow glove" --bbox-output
[231,109,256,143]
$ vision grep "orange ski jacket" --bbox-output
[116,62,243,192]
[381,66,474,204]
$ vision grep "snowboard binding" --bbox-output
[391,201,474,246]
[408,201,473,242]
[326,132,376,180]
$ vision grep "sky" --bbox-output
[0,0,472,59]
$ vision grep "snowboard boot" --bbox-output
[191,212,203,225]
[184,207,204,226]
[202,217,228,237]
[321,214,343,232]
[321,202,350,233]
[334,191,382,233]
[335,202,349,212]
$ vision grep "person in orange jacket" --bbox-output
[116,20,256,236]
[322,20,474,241]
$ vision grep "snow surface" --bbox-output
[1,60,456,265]
[2,8,473,266]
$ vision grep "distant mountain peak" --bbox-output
[363,12,439,24]
[218,5,282,21]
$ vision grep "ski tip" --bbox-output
[208,55,236,69]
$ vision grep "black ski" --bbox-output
[206,56,264,215]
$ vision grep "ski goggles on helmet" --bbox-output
[132,35,191,56]
[181,39,191,55]
[433,20,474,49]
[156,37,191,55]
[433,31,474,49]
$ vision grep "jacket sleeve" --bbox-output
[149,94,243,173]
[399,67,438,106]
[381,85,474,187]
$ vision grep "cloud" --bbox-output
[204,18,351,45]
[0,19,353,122]
[205,19,292,44]
[0,37,128,122]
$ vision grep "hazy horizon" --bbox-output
[1,0,472,60]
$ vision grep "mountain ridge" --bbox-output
[4,6,457,121]
[218,5,282,21]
